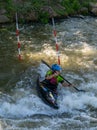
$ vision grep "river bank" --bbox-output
[0,0,97,24]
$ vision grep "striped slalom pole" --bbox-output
[16,13,21,60]
[52,17,60,65]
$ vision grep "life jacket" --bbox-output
[42,70,64,90]
[45,70,58,86]
[49,76,58,85]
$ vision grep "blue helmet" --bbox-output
[51,64,62,71]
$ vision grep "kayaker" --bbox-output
[41,64,73,93]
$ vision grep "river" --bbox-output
[0,16,97,130]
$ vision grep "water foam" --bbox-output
[0,63,97,123]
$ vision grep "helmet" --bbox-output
[51,64,62,71]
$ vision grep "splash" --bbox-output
[81,42,96,56]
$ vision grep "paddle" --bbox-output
[41,60,85,92]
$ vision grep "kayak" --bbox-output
[37,76,59,109]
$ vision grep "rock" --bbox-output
[26,11,38,21]
[0,15,10,23]
[89,2,97,15]
[89,2,97,8]
[40,6,57,17]
[0,9,6,15]
[79,7,88,15]
[13,0,23,4]
[0,9,9,23]
[92,8,97,15]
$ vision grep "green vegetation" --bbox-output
[61,0,81,15]
[0,0,97,23]
[1,0,15,21]
[31,0,49,23]
[38,11,49,24]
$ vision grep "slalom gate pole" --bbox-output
[16,12,21,60]
[41,60,86,92]
[52,17,60,65]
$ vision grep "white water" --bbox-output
[0,62,97,130]
[1,17,97,129]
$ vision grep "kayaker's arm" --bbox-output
[46,71,60,80]
[62,81,73,87]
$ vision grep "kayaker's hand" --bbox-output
[46,72,58,80]
[68,84,74,87]
[46,71,60,80]
[54,71,60,76]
